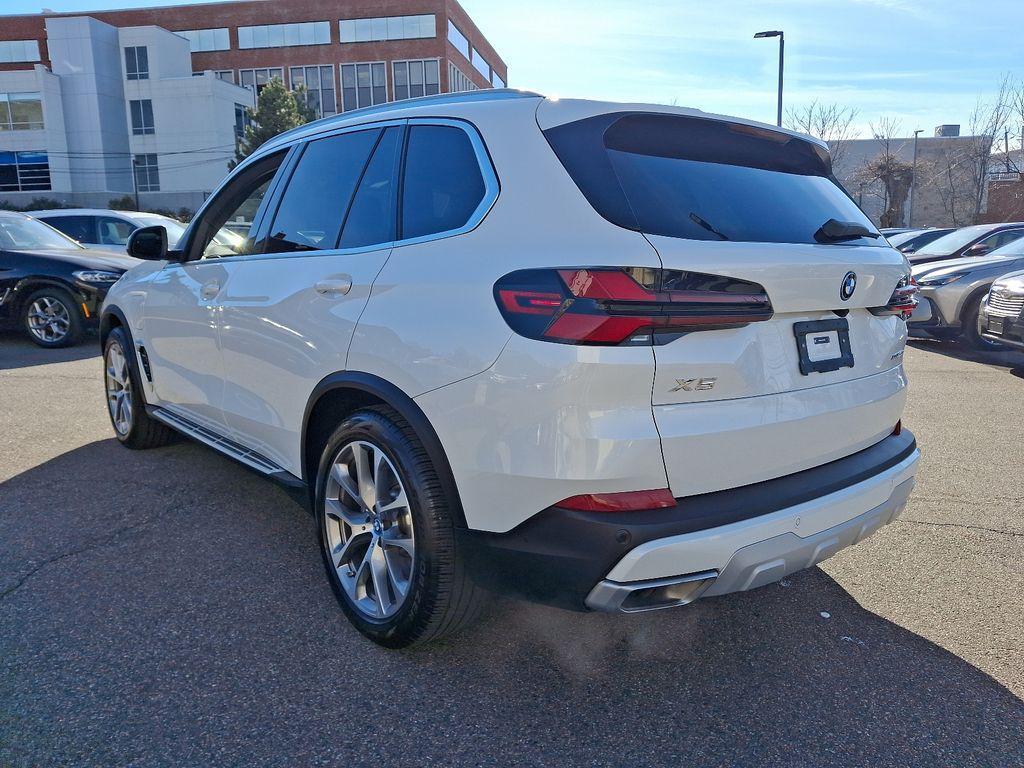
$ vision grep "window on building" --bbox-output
[289,65,336,117]
[125,46,149,80]
[239,68,285,99]
[177,28,230,52]
[234,104,250,139]
[134,154,159,192]
[470,48,490,80]
[401,125,485,240]
[446,20,470,59]
[339,63,386,111]
[339,14,435,43]
[238,22,331,49]
[340,126,401,248]
[0,40,41,64]
[216,70,235,83]
[491,71,505,88]
[392,60,440,101]
[0,150,50,192]
[129,99,155,135]
[447,63,477,94]
[264,128,379,254]
[0,93,44,130]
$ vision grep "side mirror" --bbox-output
[966,243,991,256]
[126,225,168,260]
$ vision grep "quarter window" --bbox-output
[124,46,149,80]
[400,125,485,240]
[264,129,379,254]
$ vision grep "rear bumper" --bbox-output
[459,430,918,611]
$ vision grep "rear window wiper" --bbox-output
[689,212,730,241]
[815,218,880,243]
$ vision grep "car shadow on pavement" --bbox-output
[0,330,100,370]
[1,438,1022,767]
[907,336,1024,372]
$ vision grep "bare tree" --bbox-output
[853,118,914,227]
[785,100,860,169]
[962,75,1013,221]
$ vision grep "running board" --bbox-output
[147,406,305,489]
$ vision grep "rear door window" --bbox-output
[544,112,882,247]
[265,128,380,254]
[400,124,485,240]
[42,215,96,243]
[339,125,402,249]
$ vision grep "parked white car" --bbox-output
[31,209,187,253]
[99,90,920,647]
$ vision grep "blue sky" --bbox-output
[7,0,1021,138]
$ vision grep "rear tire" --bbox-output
[961,295,1005,351]
[22,287,83,348]
[104,327,175,449]
[316,406,485,648]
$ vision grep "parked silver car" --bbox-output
[909,239,1024,349]
[30,209,186,253]
[979,269,1024,351]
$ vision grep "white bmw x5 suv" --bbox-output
[101,90,920,647]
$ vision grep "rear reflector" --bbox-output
[557,488,677,512]
[494,267,773,346]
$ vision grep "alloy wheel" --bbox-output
[26,296,71,343]
[105,341,133,435]
[323,440,416,620]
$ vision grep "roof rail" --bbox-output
[264,88,543,149]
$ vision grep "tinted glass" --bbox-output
[265,129,379,254]
[340,126,401,249]
[545,113,881,247]
[41,215,95,243]
[401,125,485,240]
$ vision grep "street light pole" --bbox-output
[754,30,784,127]
[908,129,923,227]
[131,155,141,211]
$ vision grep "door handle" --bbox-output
[200,281,220,300]
[314,277,353,297]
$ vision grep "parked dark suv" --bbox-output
[0,211,138,347]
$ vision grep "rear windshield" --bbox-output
[543,112,882,247]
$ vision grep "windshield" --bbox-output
[988,236,1024,257]
[544,112,882,247]
[915,225,991,255]
[137,217,187,247]
[0,214,83,250]
[886,230,925,247]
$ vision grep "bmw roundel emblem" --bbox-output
[840,271,857,301]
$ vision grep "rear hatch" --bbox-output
[541,103,911,495]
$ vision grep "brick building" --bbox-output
[0,0,506,210]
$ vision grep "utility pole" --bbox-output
[754,30,784,127]
[908,129,923,227]
[131,156,141,211]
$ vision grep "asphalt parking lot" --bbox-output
[1,332,1022,767]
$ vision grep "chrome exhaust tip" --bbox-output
[585,570,718,613]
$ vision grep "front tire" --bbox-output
[316,407,484,648]
[104,327,175,449]
[22,287,83,347]
[961,295,1005,351]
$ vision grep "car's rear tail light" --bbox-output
[870,275,918,319]
[494,267,773,345]
[557,488,677,512]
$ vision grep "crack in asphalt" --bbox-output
[897,518,1024,538]
[0,517,152,602]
